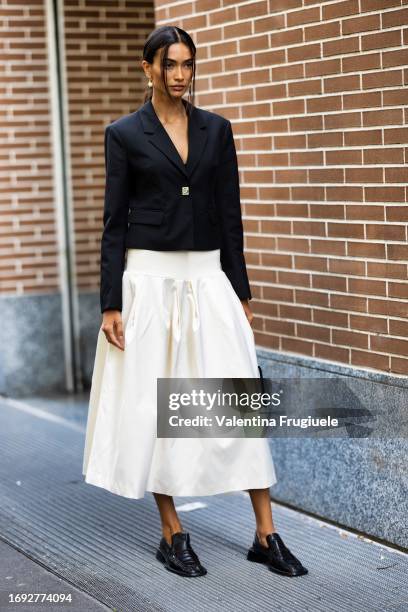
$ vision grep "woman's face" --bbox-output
[146,42,193,99]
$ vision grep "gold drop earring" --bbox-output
[148,78,153,88]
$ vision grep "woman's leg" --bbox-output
[153,492,184,545]
[247,488,277,547]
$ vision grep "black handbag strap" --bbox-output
[258,364,265,394]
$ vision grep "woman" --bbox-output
[82,25,308,579]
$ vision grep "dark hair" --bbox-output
[142,26,196,116]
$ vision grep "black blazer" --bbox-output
[100,97,252,313]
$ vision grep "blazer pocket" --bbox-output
[128,208,164,225]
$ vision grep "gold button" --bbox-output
[181,186,189,195]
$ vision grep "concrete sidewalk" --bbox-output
[0,538,109,612]
[0,393,407,612]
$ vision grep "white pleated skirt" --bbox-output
[82,248,277,499]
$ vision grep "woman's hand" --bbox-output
[101,310,125,351]
[240,299,254,327]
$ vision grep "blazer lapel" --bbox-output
[139,98,207,180]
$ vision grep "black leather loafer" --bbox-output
[156,531,207,577]
[247,531,308,577]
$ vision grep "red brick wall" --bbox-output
[155,0,408,376]
[0,1,58,294]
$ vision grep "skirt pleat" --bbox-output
[82,248,277,499]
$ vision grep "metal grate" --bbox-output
[0,396,407,612]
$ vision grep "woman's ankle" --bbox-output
[256,526,277,547]
[162,523,183,545]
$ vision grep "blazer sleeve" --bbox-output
[100,124,130,313]
[215,119,252,301]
